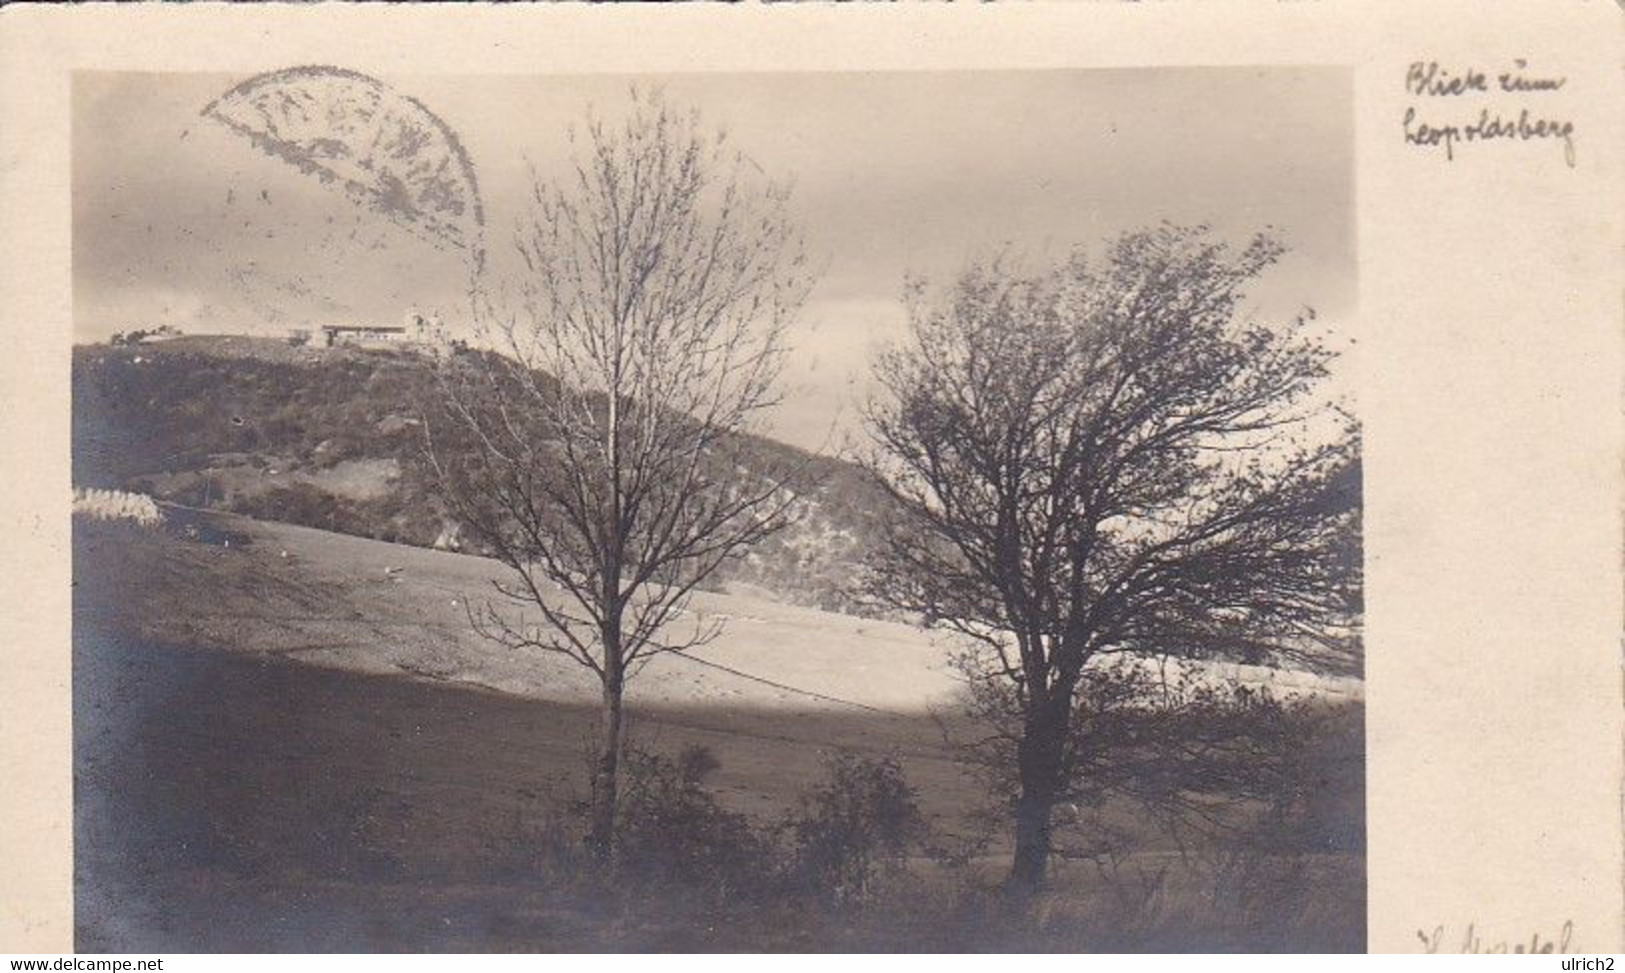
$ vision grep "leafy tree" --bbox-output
[862,225,1361,892]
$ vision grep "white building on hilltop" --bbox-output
[321,324,409,348]
[320,311,444,349]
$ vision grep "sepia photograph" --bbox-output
[67,65,1366,952]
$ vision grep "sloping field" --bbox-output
[80,506,1360,714]
[72,509,983,848]
[73,509,1364,951]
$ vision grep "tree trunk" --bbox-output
[588,666,624,859]
[1008,703,1065,895]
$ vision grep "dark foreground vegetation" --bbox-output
[75,521,1363,952]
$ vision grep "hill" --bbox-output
[72,334,889,616]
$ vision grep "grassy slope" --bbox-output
[74,513,1364,951]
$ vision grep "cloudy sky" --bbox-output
[75,68,1353,452]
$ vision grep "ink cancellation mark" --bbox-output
[1401,59,1577,168]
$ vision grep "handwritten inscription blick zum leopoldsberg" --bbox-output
[1403,60,1576,167]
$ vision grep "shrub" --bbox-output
[781,751,925,908]
[610,745,773,903]
[551,745,934,917]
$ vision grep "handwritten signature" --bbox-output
[1417,920,1574,954]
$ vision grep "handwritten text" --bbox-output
[1402,60,1576,168]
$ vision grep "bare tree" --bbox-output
[427,88,812,855]
[862,225,1361,893]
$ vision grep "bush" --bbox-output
[549,745,934,917]
[610,745,774,903]
[781,751,925,908]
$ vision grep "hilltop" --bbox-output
[73,334,889,616]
